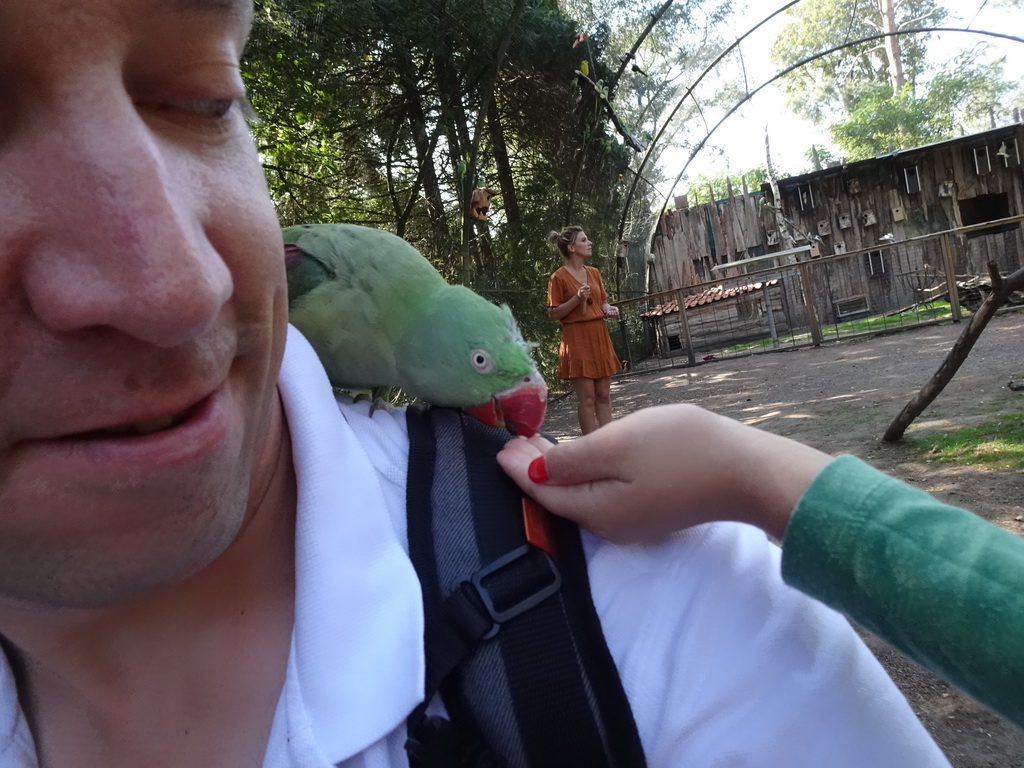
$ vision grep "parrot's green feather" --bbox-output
[283,223,539,409]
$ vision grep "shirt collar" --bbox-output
[277,325,424,762]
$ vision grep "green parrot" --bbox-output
[283,223,548,437]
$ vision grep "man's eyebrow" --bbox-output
[172,0,252,20]
[166,0,253,38]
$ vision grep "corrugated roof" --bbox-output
[642,279,779,317]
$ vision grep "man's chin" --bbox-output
[0,441,257,611]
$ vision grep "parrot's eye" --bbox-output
[470,350,495,374]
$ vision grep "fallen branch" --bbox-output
[883,262,1024,442]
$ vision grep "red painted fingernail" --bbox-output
[528,455,549,484]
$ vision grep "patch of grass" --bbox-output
[824,301,952,337]
[912,414,1024,469]
[716,301,953,356]
[986,395,1020,413]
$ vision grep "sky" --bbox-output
[653,0,1024,203]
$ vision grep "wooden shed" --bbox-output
[767,124,1024,323]
[641,279,786,357]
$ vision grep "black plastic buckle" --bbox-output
[470,545,562,640]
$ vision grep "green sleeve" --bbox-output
[781,455,1024,728]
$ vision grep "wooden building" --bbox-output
[649,189,774,292]
[642,280,787,357]
[646,123,1024,330]
[767,123,1024,323]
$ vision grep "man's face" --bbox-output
[0,0,287,607]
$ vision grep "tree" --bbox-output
[685,166,769,203]
[771,0,944,125]
[771,0,1019,159]
[828,53,1014,156]
[243,0,639,381]
[242,0,739,383]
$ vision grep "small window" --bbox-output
[834,296,869,318]
[865,250,886,277]
[904,166,920,194]
[973,146,991,175]
[796,183,815,210]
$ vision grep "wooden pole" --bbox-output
[883,262,1024,442]
[797,261,823,346]
[675,288,696,366]
[941,232,962,323]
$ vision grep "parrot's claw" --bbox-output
[368,397,395,418]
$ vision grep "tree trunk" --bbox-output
[883,263,1024,442]
[765,129,795,250]
[878,0,906,92]
[487,107,522,243]
[433,55,472,279]
[397,55,446,244]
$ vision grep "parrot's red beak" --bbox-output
[466,371,548,438]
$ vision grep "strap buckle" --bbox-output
[470,545,562,640]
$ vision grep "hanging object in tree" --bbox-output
[470,188,497,221]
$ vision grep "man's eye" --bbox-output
[176,98,236,118]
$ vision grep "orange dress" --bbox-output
[547,265,621,380]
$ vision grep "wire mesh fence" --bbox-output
[607,216,1024,375]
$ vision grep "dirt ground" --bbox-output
[542,310,1024,767]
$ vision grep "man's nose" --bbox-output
[17,98,233,348]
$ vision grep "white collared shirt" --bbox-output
[0,326,950,767]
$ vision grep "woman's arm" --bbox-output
[548,290,589,321]
[497,404,1024,728]
[497,404,826,541]
[547,270,591,321]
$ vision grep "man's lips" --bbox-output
[73,407,196,440]
[30,381,219,443]
[15,387,232,472]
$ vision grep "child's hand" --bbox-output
[497,405,830,543]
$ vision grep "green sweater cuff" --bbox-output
[781,454,1024,727]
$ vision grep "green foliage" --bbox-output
[828,84,936,157]
[771,0,1018,161]
[912,414,1024,470]
[771,0,944,124]
[242,0,737,383]
[829,53,1016,158]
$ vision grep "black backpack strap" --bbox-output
[404,405,646,768]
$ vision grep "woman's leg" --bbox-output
[594,376,613,428]
[571,377,598,434]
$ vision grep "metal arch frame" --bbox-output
[617,0,804,239]
[618,24,1024,240]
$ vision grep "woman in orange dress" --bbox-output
[546,225,621,434]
